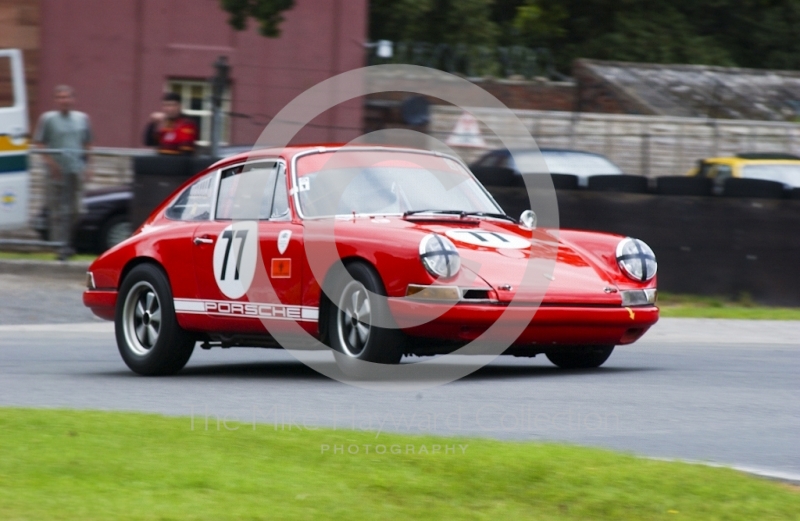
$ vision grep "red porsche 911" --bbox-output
[83,145,658,376]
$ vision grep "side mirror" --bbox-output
[520,209,537,229]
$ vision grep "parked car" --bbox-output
[687,154,800,189]
[83,145,658,376]
[33,185,132,253]
[470,148,623,186]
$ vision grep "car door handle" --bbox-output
[193,236,214,245]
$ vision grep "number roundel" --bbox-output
[213,221,258,299]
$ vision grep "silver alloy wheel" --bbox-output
[336,280,372,357]
[106,221,132,249]
[122,281,162,356]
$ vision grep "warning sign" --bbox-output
[271,258,292,279]
[445,112,486,148]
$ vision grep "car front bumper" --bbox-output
[389,300,659,347]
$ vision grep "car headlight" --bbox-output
[616,238,657,282]
[419,233,461,279]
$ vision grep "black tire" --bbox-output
[654,176,713,196]
[98,213,132,252]
[545,345,614,369]
[115,263,195,375]
[722,178,786,199]
[327,262,402,365]
[470,166,516,187]
[587,175,648,193]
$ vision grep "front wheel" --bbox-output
[115,263,195,375]
[327,262,402,366]
[546,345,614,369]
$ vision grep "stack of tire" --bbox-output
[131,156,219,228]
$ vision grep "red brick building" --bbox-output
[3,0,367,147]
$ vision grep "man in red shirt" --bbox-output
[143,92,197,155]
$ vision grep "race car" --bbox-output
[83,145,659,376]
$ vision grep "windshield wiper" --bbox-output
[402,209,517,223]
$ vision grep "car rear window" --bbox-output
[165,174,213,221]
[742,164,800,188]
[512,151,622,176]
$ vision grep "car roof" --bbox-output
[702,156,800,166]
[214,143,447,170]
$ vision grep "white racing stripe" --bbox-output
[173,298,319,322]
[0,322,114,333]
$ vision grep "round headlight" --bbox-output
[616,238,657,282]
[419,233,461,279]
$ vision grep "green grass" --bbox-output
[0,408,797,520]
[658,292,800,320]
[0,251,96,262]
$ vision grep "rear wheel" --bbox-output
[115,263,195,375]
[546,345,614,369]
[327,262,402,366]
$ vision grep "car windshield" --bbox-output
[512,150,622,176]
[296,151,500,218]
[742,164,800,187]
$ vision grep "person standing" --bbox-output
[143,92,197,155]
[33,85,92,260]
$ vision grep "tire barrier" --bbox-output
[132,155,219,228]
[540,173,579,190]
[469,166,517,187]
[722,178,786,199]
[586,174,649,193]
[654,176,714,196]
[488,187,800,305]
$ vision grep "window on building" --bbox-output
[167,80,231,146]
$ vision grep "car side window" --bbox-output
[270,168,290,220]
[216,161,281,220]
[696,161,711,178]
[712,164,733,180]
[165,174,213,221]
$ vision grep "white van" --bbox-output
[0,48,29,230]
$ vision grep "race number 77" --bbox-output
[219,229,248,281]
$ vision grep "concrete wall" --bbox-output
[37,0,366,148]
[431,105,800,176]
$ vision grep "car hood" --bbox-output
[326,215,623,305]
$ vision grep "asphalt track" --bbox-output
[1,273,799,482]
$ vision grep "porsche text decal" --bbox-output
[174,298,319,322]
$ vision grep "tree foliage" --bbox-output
[368,0,800,72]
[220,0,295,38]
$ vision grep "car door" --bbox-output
[191,160,304,335]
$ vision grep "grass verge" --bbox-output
[0,251,96,262]
[658,292,800,320]
[0,408,797,520]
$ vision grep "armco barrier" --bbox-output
[489,187,800,305]
[131,156,218,228]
